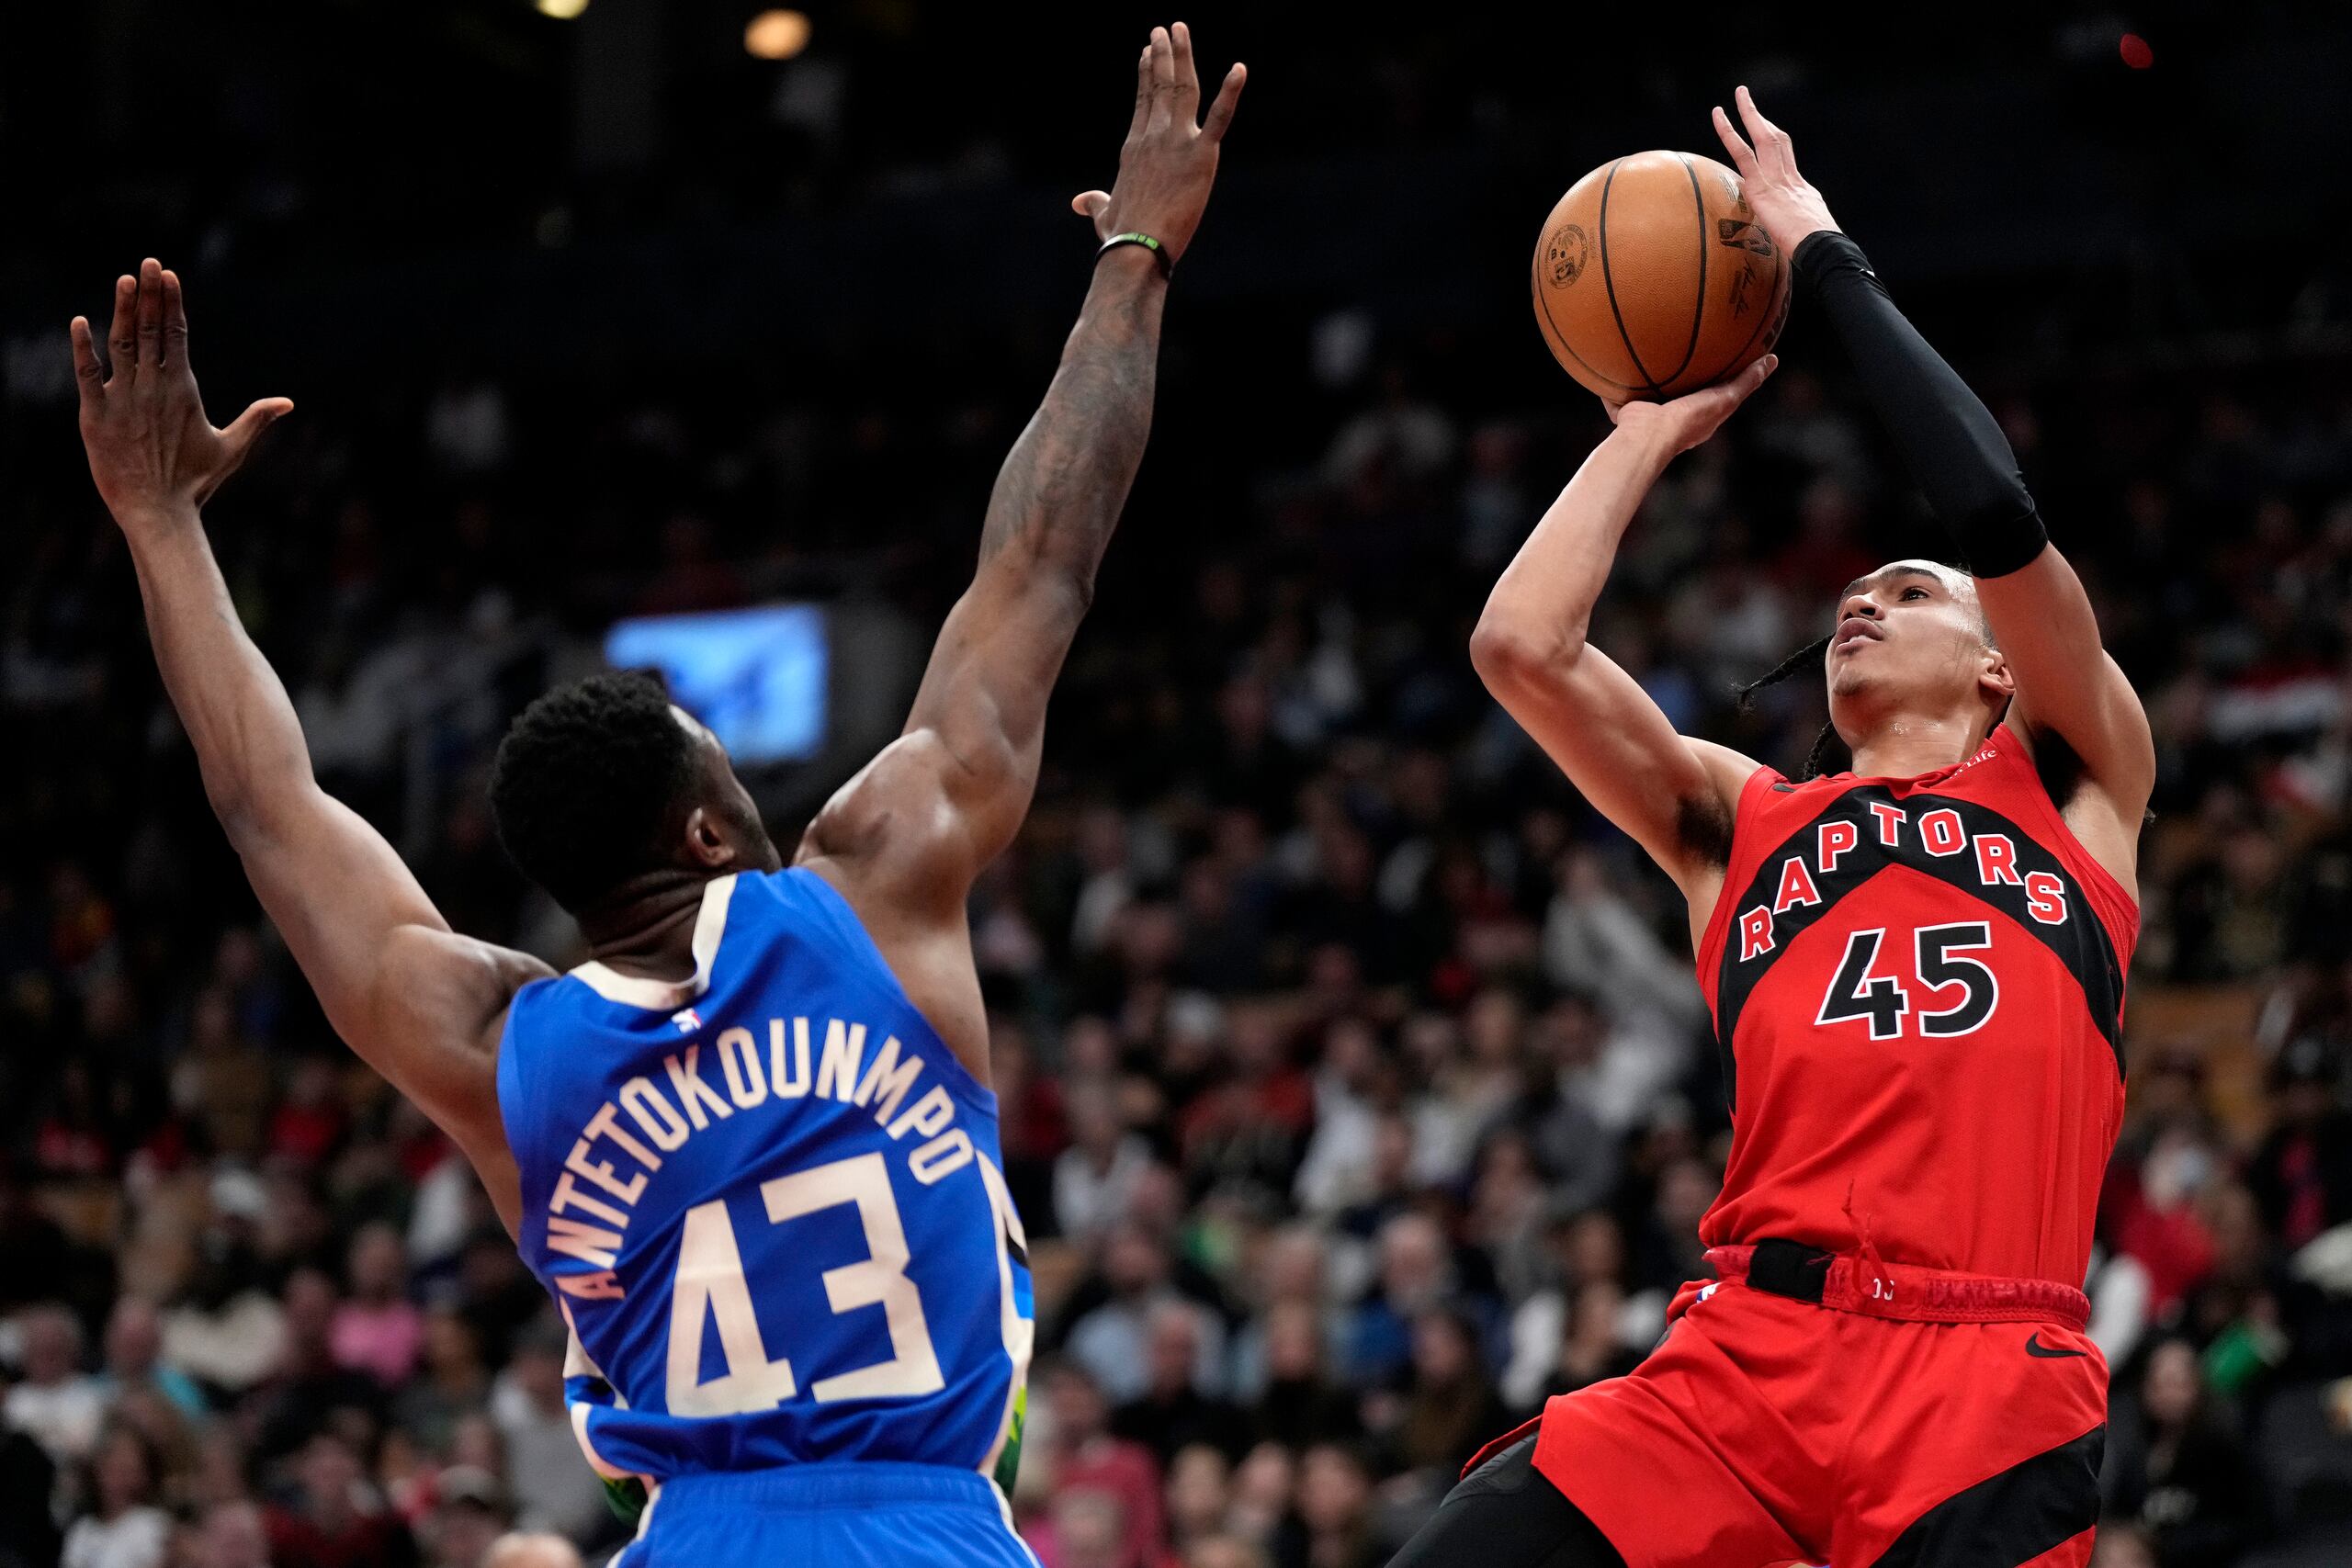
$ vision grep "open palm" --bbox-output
[72,258,291,528]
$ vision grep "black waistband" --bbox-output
[1744,1238,1835,1303]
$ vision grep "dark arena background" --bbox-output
[6,4,2352,1566]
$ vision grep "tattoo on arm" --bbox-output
[975,259,1166,595]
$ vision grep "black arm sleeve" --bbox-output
[1794,230,2048,577]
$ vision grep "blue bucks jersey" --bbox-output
[496,869,1034,1494]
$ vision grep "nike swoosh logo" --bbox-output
[2025,1333,2088,1359]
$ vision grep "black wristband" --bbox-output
[1096,231,1172,279]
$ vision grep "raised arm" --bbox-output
[1470,363,1775,917]
[1715,89,2154,836]
[798,27,1241,930]
[72,262,544,1228]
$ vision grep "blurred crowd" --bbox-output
[7,245,2352,1568]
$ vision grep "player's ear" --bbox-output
[682,807,735,870]
[1977,642,2017,706]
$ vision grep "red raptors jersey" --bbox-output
[1692,724,2137,1288]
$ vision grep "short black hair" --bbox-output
[489,671,700,912]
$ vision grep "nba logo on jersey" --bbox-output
[495,869,1038,1562]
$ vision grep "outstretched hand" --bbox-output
[1711,85,1839,259]
[1070,22,1245,265]
[1609,353,1779,455]
[71,259,291,529]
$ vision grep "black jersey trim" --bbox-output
[1713,785,2126,1108]
[1868,1426,2103,1568]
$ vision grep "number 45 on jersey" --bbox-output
[1815,922,1998,1041]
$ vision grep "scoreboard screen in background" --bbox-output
[605,604,830,765]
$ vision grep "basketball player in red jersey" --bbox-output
[1391,91,2152,1568]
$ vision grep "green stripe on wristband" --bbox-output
[1096,231,1172,278]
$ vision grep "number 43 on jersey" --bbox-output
[1815,921,1999,1040]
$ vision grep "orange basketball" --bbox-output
[1532,151,1791,401]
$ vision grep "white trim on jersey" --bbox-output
[988,1474,1046,1568]
[974,1153,1035,1483]
[570,874,739,1010]
[608,1479,661,1568]
[568,1401,633,1483]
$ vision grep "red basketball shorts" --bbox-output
[1522,1263,2107,1568]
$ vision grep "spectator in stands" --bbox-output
[488,1321,607,1545]
[1046,1489,1127,1568]
[2246,1039,2352,1252]
[1344,1214,1453,1387]
[1291,1020,1389,1219]
[2087,1523,2158,1568]
[1248,1302,1360,1451]
[263,1430,413,1568]
[1055,1082,1155,1247]
[193,1502,271,1568]
[1537,1279,1645,1403]
[247,1269,383,1462]
[1036,1360,1162,1568]
[1066,1224,1227,1406]
[389,1310,492,1458]
[2103,1339,2266,1568]
[419,1468,508,1568]
[1274,1442,1382,1568]
[1183,1537,1270,1568]
[333,1226,424,1391]
[99,1298,205,1424]
[482,1534,581,1568]
[0,1361,62,1568]
[1629,1156,1718,1297]
[1384,1308,1509,1482]
[1112,1300,1250,1465]
[6,1304,107,1465]
[60,1426,169,1568]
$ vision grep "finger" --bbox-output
[161,268,189,372]
[1711,105,1758,175]
[1128,43,1152,139]
[1072,190,1110,220]
[1148,26,1176,127]
[1735,85,1792,174]
[1202,62,1246,143]
[136,257,164,369]
[1728,353,1779,403]
[1170,20,1199,119]
[107,275,137,383]
[220,397,295,470]
[69,317,105,403]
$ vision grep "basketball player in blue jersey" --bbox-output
[69,25,1242,1566]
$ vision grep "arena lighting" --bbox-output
[535,0,589,17]
[745,8,812,60]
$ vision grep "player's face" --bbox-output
[672,706,785,875]
[1823,561,2008,720]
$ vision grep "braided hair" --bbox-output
[1732,633,1847,781]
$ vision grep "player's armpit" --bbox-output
[792,732,997,1076]
[1470,628,1754,902]
[1975,547,2154,826]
